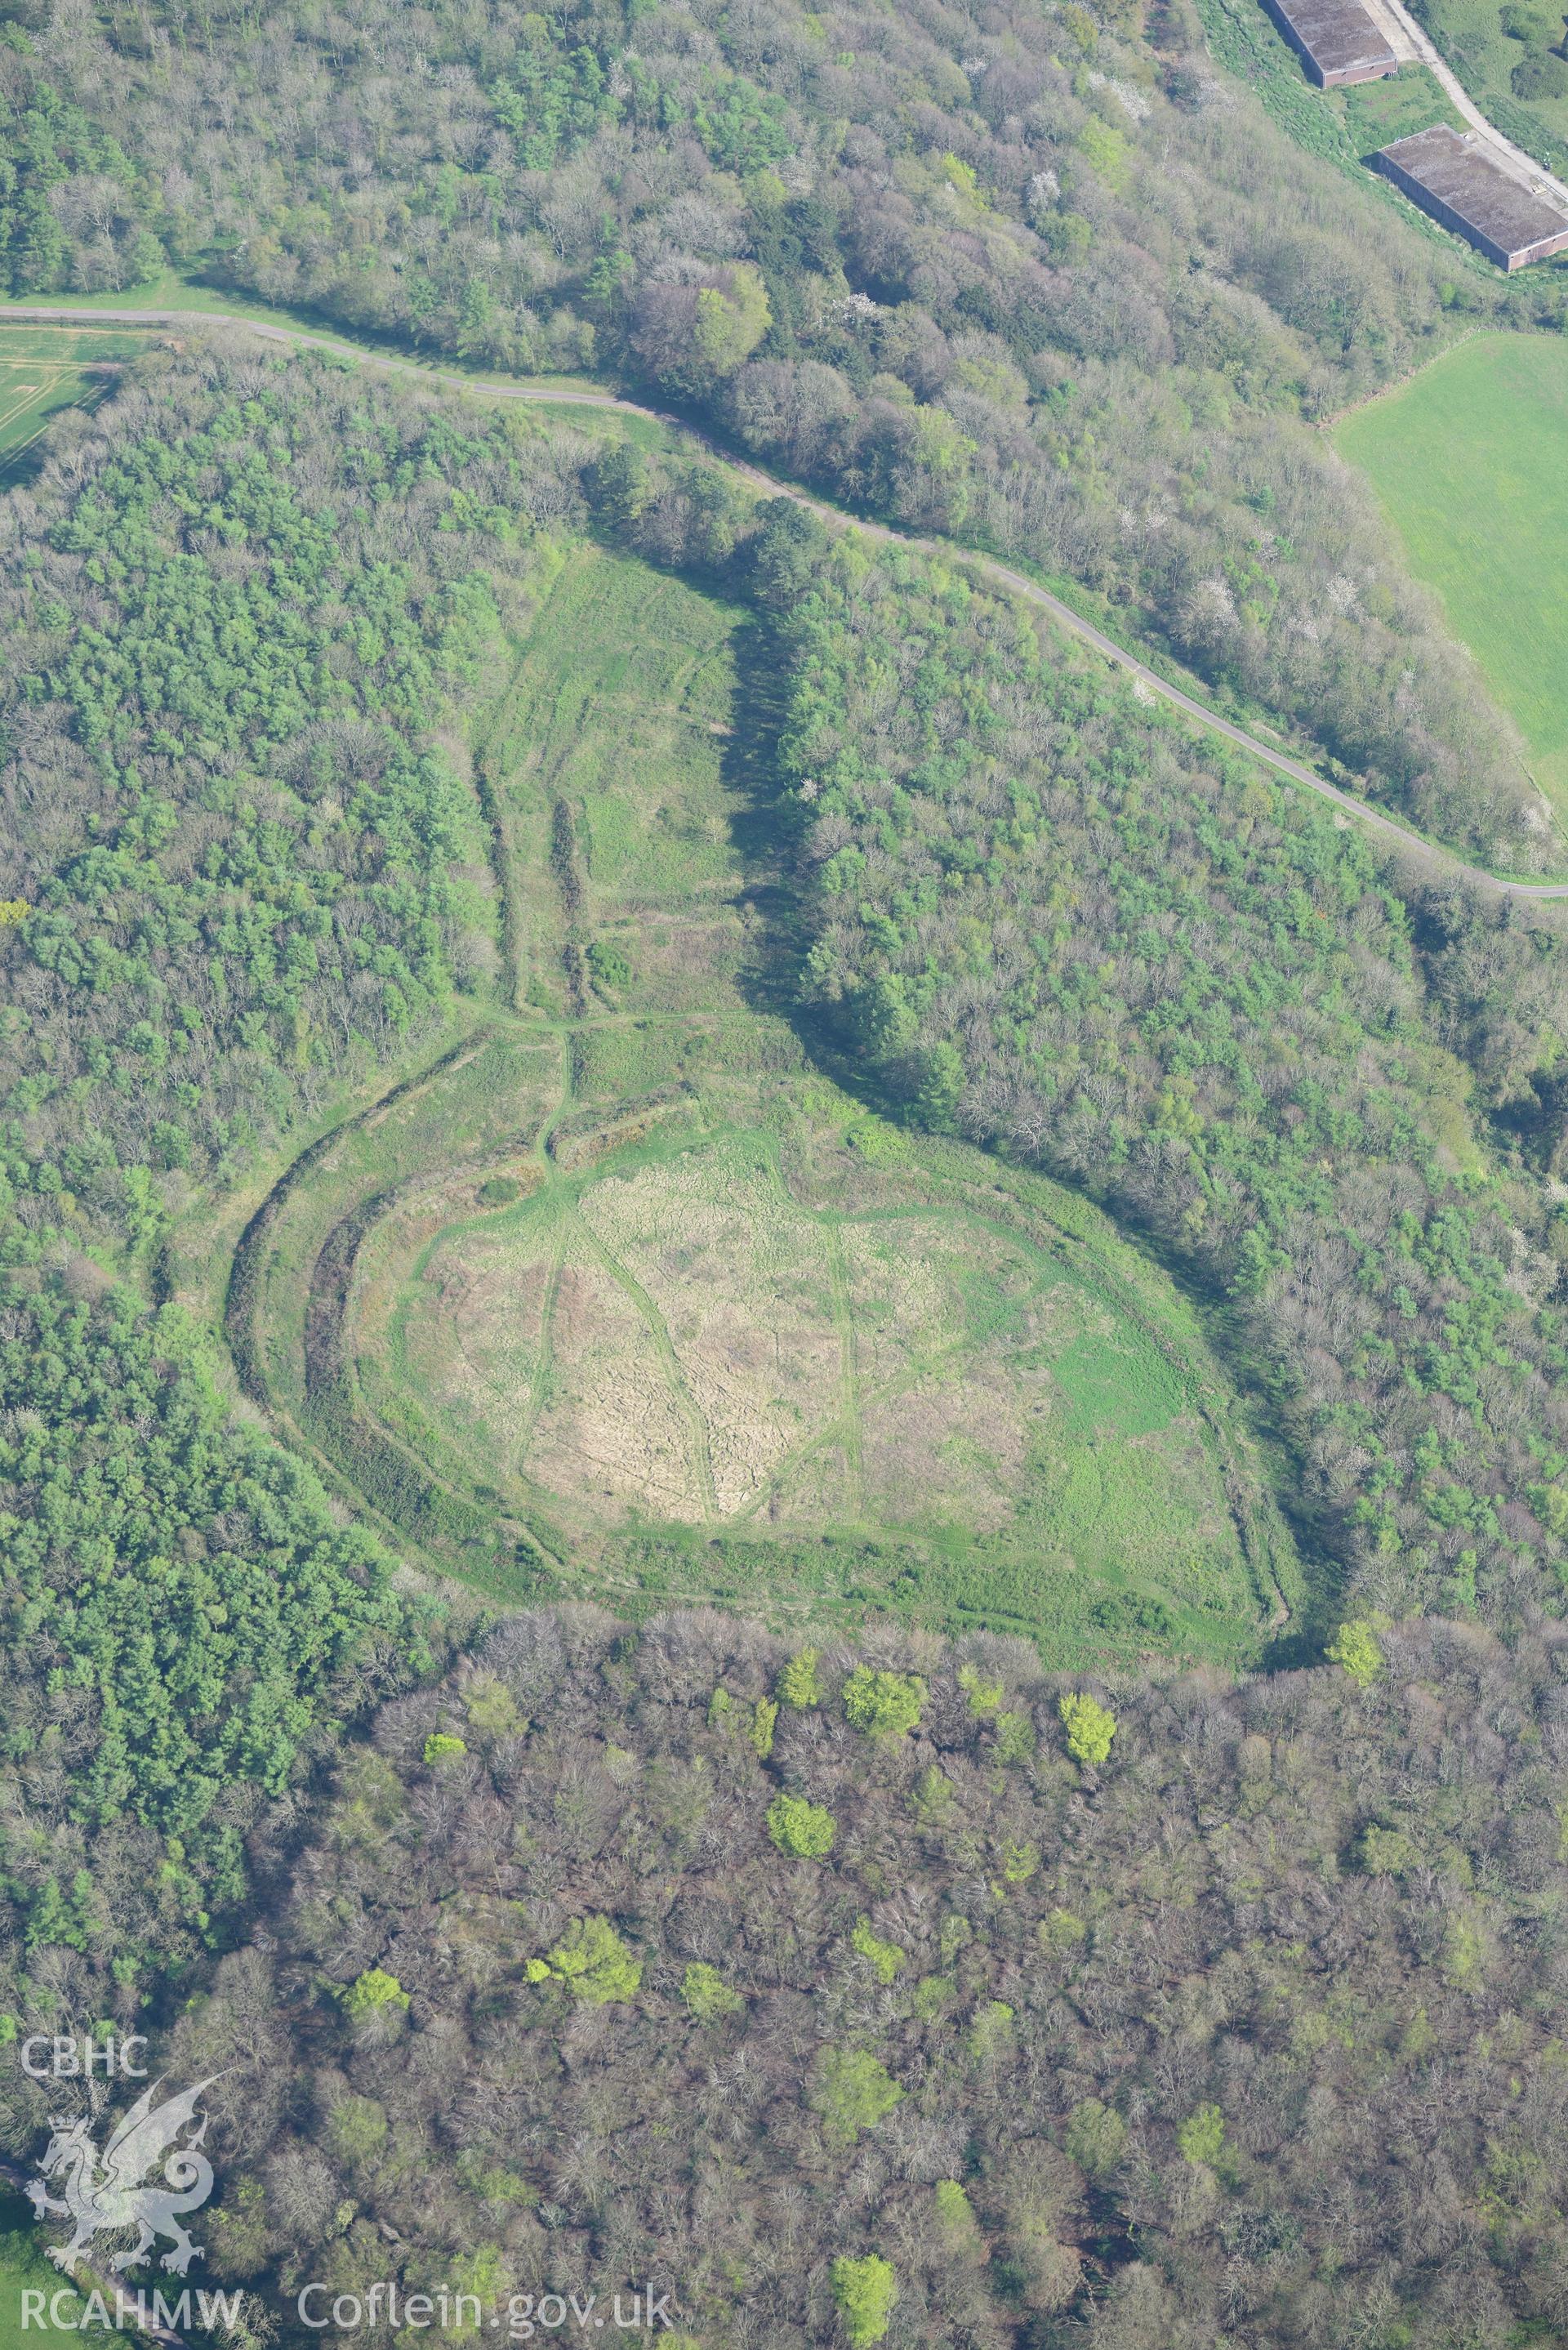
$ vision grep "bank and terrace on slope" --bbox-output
[220,533,1296,1664]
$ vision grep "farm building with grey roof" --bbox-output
[1374,124,1568,269]
[1261,0,1397,85]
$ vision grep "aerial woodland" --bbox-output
[3,0,1568,2315]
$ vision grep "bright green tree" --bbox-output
[813,2049,904,2143]
[1327,1618,1384,1688]
[830,2254,897,2346]
[1178,2103,1227,2165]
[957,1661,1004,1717]
[1065,2097,1127,2178]
[462,1676,524,1738]
[850,1917,906,1984]
[692,264,771,378]
[341,1968,410,2022]
[777,1647,822,1708]
[529,1915,643,2004]
[768,1791,836,1858]
[681,1962,744,2022]
[844,1666,927,1741]
[933,2180,982,2250]
[1059,1691,1117,1765]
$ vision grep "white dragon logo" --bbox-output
[26,2076,222,2276]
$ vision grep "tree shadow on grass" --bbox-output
[714,604,814,1027]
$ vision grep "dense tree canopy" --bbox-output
[773,531,1568,1629]
[0,0,1557,856]
[0,342,556,1237]
[0,346,555,2033]
[114,1603,1568,2350]
[0,1264,435,2024]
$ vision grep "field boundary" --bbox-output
[1318,321,1488,427]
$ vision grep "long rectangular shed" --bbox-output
[1262,0,1397,85]
[1374,124,1568,269]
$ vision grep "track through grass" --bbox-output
[0,325,145,477]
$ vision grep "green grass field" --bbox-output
[478,545,760,1019]
[212,543,1302,1665]
[0,326,148,476]
[1337,65,1463,151]
[0,2193,74,2350]
[1335,332,1568,816]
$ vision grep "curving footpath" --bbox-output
[8,301,1568,904]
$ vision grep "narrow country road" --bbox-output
[8,301,1568,903]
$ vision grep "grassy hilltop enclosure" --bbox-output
[226,542,1296,1661]
[1335,332,1568,819]
[318,1094,1290,1658]
[384,1125,1245,1543]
